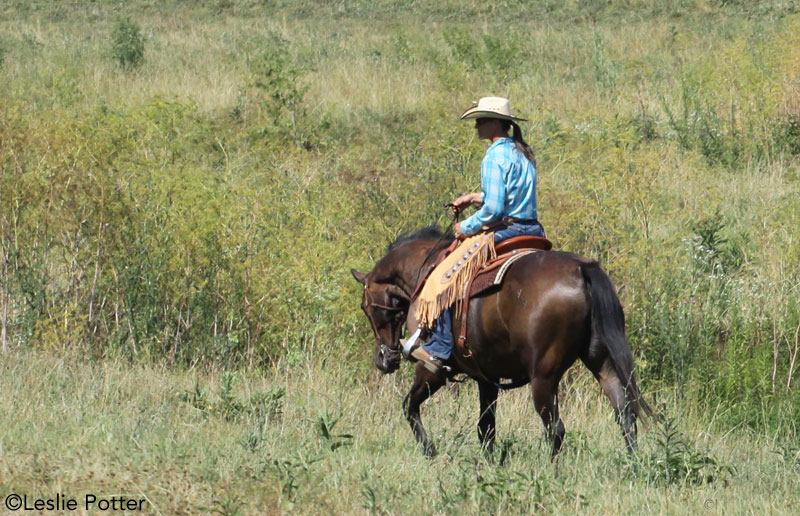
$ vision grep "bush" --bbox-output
[111,16,145,71]
[248,33,311,146]
[774,113,800,155]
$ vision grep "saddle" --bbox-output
[410,235,552,356]
[456,236,551,356]
[411,235,552,299]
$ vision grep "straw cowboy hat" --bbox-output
[459,96,527,122]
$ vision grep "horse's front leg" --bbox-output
[403,363,446,458]
[477,380,498,460]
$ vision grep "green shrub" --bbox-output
[111,16,145,70]
[248,33,312,146]
[774,113,800,155]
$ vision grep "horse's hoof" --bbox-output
[424,445,437,459]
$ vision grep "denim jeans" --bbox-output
[492,221,546,243]
[423,221,546,360]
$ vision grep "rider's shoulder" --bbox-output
[482,154,507,171]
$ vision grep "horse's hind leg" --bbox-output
[584,356,637,453]
[403,363,446,458]
[531,377,565,460]
[477,380,498,459]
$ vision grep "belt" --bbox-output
[502,217,539,225]
[482,218,539,231]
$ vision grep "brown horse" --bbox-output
[351,226,651,459]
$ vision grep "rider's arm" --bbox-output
[459,157,506,236]
[450,192,484,212]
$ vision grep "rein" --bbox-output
[409,206,461,301]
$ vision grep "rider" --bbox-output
[411,96,545,371]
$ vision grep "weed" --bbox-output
[773,442,800,470]
[641,416,734,486]
[359,471,393,516]
[178,381,209,414]
[200,495,245,516]
[774,113,800,154]
[270,452,320,503]
[312,411,353,451]
[482,32,520,79]
[249,386,286,423]
[661,77,743,167]
[178,375,287,429]
[217,371,243,421]
[437,458,575,514]
[248,33,310,145]
[633,109,659,142]
[242,386,285,451]
[692,212,744,274]
[591,31,618,95]
[443,26,481,69]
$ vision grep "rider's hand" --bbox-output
[453,222,465,240]
[449,193,482,216]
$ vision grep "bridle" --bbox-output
[361,208,460,361]
[362,282,408,360]
[362,283,407,313]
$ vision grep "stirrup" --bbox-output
[400,338,451,375]
[401,328,423,357]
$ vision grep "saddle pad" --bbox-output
[469,250,539,298]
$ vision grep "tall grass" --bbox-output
[1,351,797,515]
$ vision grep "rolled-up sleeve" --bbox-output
[460,157,506,235]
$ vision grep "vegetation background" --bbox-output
[1,0,799,514]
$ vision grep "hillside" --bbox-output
[1,1,799,513]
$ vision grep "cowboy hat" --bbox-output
[459,96,527,122]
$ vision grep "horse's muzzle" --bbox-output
[375,344,401,374]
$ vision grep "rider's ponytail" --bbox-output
[509,121,537,168]
[500,120,537,167]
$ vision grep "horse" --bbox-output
[351,226,651,459]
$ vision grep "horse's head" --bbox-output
[351,268,410,374]
[351,226,452,374]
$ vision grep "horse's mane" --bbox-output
[387,225,453,252]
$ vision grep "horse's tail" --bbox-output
[580,262,653,420]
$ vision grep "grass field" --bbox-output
[1,1,800,514]
[2,351,798,515]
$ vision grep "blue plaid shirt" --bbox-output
[459,138,538,236]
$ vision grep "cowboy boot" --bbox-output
[400,328,450,374]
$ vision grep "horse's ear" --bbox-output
[351,269,368,285]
